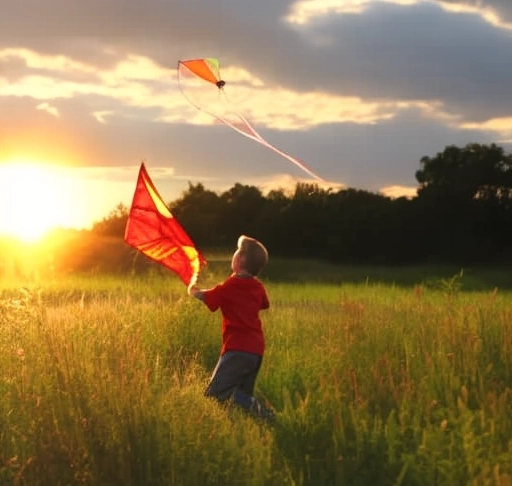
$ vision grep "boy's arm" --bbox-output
[188,283,206,302]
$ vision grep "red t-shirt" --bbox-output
[203,274,269,356]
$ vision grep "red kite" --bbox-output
[124,163,206,286]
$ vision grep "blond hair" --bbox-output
[237,235,268,276]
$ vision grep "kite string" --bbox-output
[220,96,325,182]
[177,59,325,182]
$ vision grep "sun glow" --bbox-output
[0,162,82,242]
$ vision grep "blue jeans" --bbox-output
[205,351,274,420]
[205,350,262,401]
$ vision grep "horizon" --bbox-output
[0,162,421,242]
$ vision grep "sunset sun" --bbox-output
[0,162,80,242]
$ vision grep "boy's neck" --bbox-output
[235,271,253,278]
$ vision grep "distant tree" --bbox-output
[257,188,291,251]
[87,143,512,267]
[218,184,266,244]
[91,203,128,237]
[323,188,393,262]
[170,183,223,248]
[285,183,332,257]
[416,143,512,203]
[415,143,512,261]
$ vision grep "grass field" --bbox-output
[1,259,512,485]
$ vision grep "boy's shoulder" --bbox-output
[225,274,265,288]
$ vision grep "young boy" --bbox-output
[188,235,274,421]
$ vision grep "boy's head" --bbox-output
[233,235,268,276]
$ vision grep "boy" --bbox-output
[188,235,274,421]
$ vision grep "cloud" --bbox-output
[379,184,417,199]
[286,0,512,27]
[285,0,417,24]
[279,2,512,121]
[0,89,504,193]
[2,44,465,145]
[36,102,59,117]
[3,1,512,128]
[460,116,512,139]
[2,0,512,222]
[440,0,512,25]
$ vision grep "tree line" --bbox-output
[93,143,512,265]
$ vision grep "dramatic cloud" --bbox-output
[2,0,512,220]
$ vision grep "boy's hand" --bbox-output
[188,283,205,302]
[187,283,199,296]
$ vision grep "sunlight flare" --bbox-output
[0,162,81,242]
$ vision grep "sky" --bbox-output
[2,0,512,233]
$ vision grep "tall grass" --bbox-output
[1,263,512,485]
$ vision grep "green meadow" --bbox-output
[2,259,512,486]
